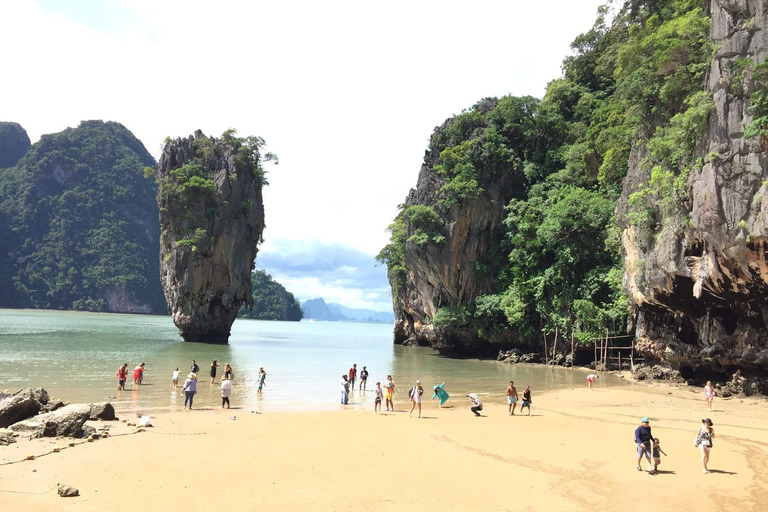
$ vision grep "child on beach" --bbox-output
[704,381,715,410]
[374,382,383,414]
[385,375,395,411]
[587,374,599,390]
[172,367,180,389]
[652,438,667,471]
[521,385,532,415]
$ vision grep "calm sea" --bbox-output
[0,309,630,413]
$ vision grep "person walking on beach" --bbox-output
[634,417,654,473]
[695,418,715,474]
[385,375,395,411]
[183,373,198,410]
[409,380,423,418]
[349,364,357,391]
[221,374,232,409]
[341,375,350,405]
[172,367,180,389]
[134,363,145,385]
[704,381,715,411]
[652,438,667,472]
[587,373,599,390]
[224,363,233,381]
[507,381,519,415]
[359,366,369,391]
[467,393,483,416]
[374,382,383,414]
[257,367,266,395]
[210,360,219,384]
[521,385,532,416]
[116,363,128,391]
[191,360,199,374]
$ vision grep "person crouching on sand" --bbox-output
[467,393,483,416]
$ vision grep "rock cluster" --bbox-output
[497,349,542,365]
[156,131,265,344]
[0,388,115,438]
[617,0,768,376]
[631,364,685,383]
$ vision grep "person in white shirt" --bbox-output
[172,368,180,389]
[221,375,232,409]
[467,393,483,416]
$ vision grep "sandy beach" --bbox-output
[1,382,767,511]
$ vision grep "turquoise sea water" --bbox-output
[0,309,631,413]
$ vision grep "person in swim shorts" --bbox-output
[520,385,532,415]
[359,366,369,391]
[374,382,383,414]
[587,374,598,390]
[507,381,519,415]
[116,363,128,391]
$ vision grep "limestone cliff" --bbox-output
[157,131,265,343]
[390,100,521,356]
[617,0,768,379]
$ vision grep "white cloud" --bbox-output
[2,0,606,266]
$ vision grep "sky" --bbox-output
[0,0,607,312]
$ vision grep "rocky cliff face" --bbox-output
[392,102,520,356]
[157,131,265,343]
[617,0,768,378]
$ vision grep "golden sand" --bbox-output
[1,383,766,511]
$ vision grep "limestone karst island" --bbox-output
[1,2,768,511]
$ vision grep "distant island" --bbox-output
[301,297,394,323]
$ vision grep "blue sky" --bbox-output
[1,0,607,311]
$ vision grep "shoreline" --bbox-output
[2,384,766,511]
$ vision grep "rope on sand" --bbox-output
[0,429,143,468]
[0,485,57,495]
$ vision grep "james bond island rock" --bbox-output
[617,1,768,379]
[156,130,269,343]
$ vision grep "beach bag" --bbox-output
[409,387,415,399]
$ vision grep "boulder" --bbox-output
[9,404,91,438]
[57,484,79,497]
[0,388,49,428]
[89,403,115,421]
[41,400,66,413]
[0,428,16,445]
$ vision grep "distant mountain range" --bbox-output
[301,298,394,323]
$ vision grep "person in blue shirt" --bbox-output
[635,417,654,473]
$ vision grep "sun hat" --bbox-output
[641,417,649,423]
[188,373,197,379]
[416,380,420,383]
[702,418,713,425]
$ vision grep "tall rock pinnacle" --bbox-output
[156,130,266,343]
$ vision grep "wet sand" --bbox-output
[1,383,766,511]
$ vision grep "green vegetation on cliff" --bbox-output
[0,121,166,313]
[379,0,713,349]
[0,122,31,169]
[238,270,303,321]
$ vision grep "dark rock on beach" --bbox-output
[89,402,116,421]
[57,484,80,497]
[0,429,17,445]
[0,388,49,428]
[9,404,92,438]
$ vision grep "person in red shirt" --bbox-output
[348,364,358,390]
[116,363,128,390]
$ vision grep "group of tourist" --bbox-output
[117,359,267,411]
[340,363,369,404]
[634,416,714,475]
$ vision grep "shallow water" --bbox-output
[0,309,632,413]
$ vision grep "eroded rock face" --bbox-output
[391,104,520,356]
[617,1,768,377]
[157,131,265,343]
[0,388,49,428]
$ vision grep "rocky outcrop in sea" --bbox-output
[156,131,265,343]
